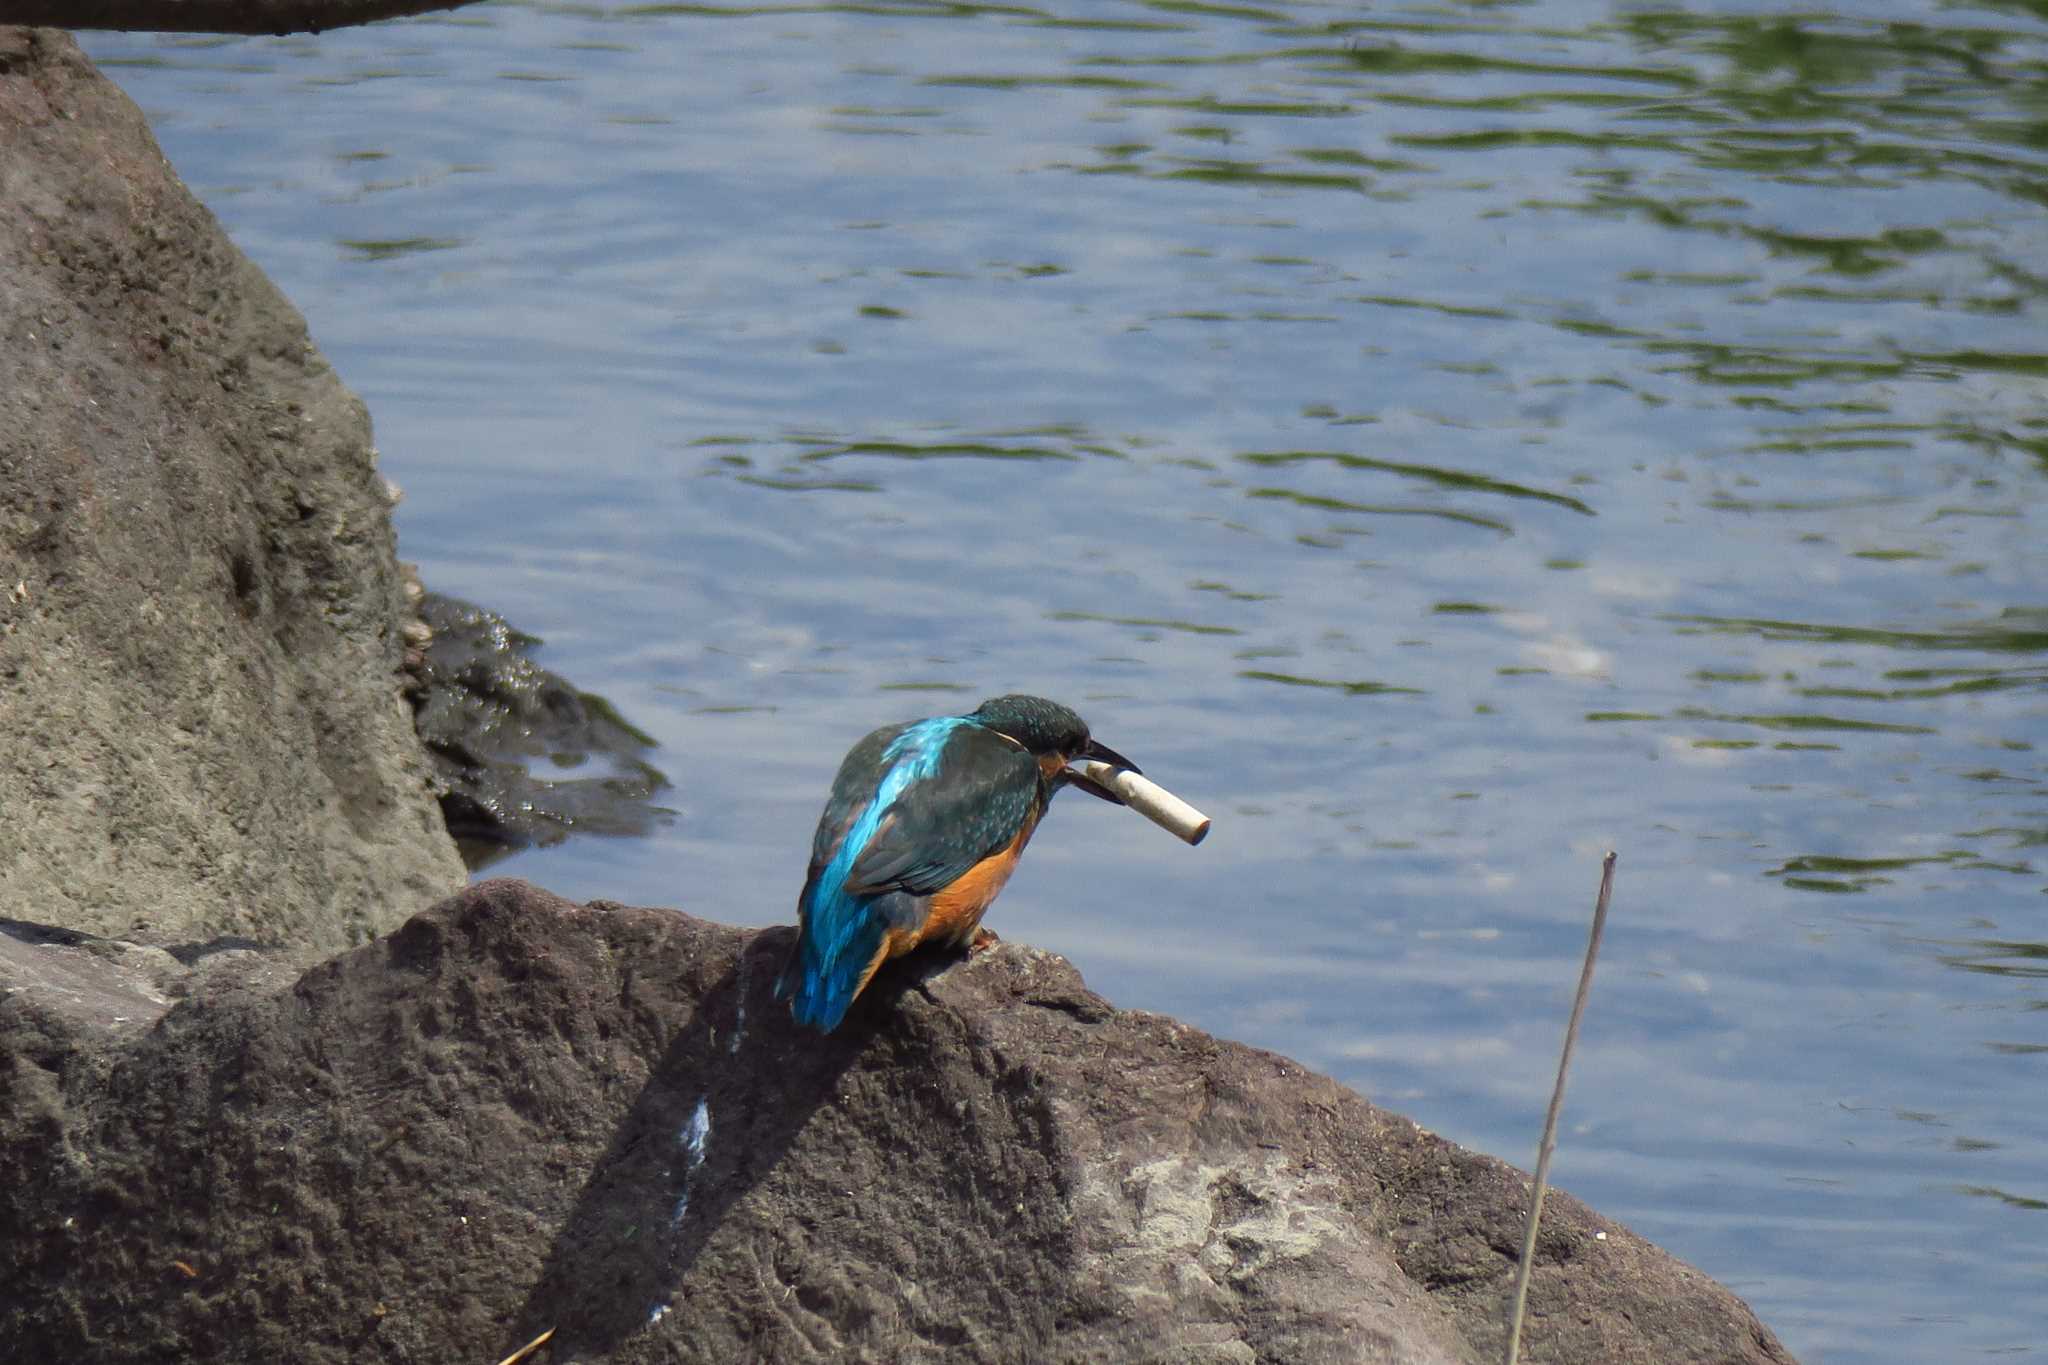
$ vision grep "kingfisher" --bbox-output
[775,694,1138,1032]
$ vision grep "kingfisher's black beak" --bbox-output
[1064,738,1140,804]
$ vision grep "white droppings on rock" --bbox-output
[682,1098,710,1169]
[668,1098,712,1227]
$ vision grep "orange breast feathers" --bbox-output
[917,817,1039,948]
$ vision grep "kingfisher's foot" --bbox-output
[968,926,1001,954]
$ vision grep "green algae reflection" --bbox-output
[1666,612,2048,654]
[339,236,466,262]
[1239,670,1422,696]
[1239,451,1595,515]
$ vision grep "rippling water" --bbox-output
[84,3,2048,1358]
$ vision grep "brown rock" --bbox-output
[0,881,1795,1364]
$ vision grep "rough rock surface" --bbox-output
[0,27,467,949]
[0,880,1795,1365]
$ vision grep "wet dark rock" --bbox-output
[0,881,1796,1365]
[410,593,671,864]
[0,26,465,951]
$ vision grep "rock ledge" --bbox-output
[1,881,1792,1365]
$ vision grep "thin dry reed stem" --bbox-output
[1503,850,1617,1365]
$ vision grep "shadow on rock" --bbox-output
[515,927,887,1353]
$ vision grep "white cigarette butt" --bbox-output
[1070,759,1211,846]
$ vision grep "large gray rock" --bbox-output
[0,27,465,950]
[0,881,1795,1364]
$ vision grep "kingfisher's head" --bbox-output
[970,694,1139,803]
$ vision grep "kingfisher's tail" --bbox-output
[778,897,888,1033]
